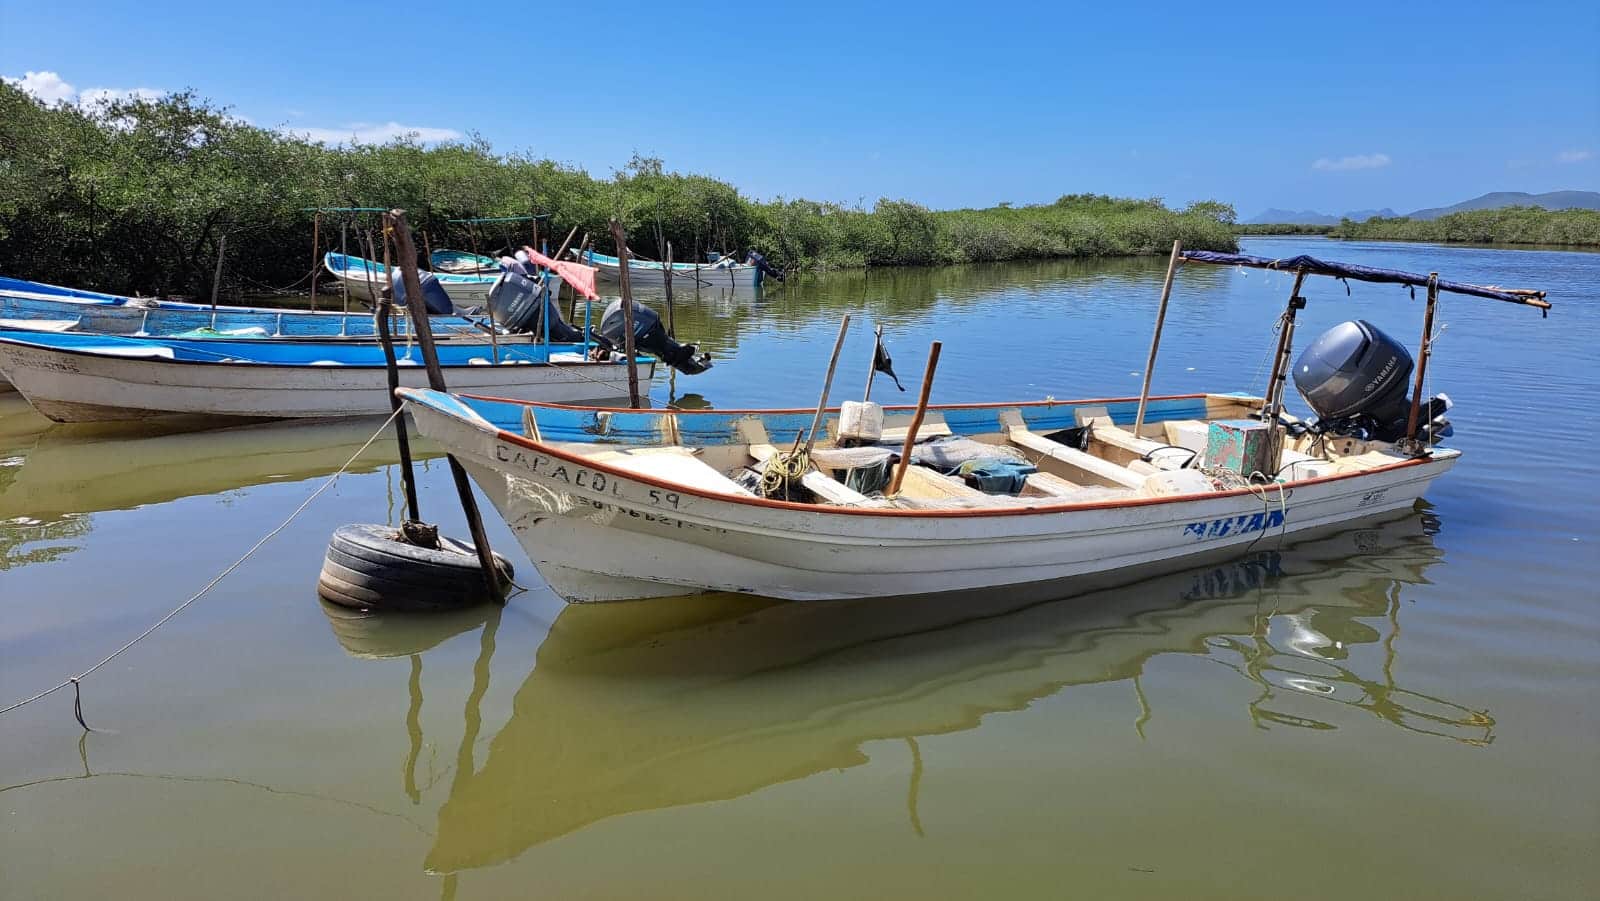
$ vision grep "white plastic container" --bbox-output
[838,401,884,443]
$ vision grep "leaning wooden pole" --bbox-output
[798,315,852,455]
[608,218,643,408]
[388,209,506,604]
[1404,274,1441,444]
[888,342,943,496]
[1133,240,1181,436]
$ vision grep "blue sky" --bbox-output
[2,0,1595,217]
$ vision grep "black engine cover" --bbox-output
[1293,319,1413,423]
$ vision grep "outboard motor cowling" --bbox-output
[1293,319,1449,442]
[485,266,582,341]
[391,271,455,315]
[592,299,712,375]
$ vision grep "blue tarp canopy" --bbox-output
[1179,250,1549,309]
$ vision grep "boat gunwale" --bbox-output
[415,390,1450,520]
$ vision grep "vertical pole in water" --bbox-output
[1133,240,1182,436]
[209,230,226,330]
[888,342,944,496]
[309,211,321,307]
[377,232,422,523]
[664,242,676,338]
[1404,274,1440,445]
[338,219,349,313]
[388,209,505,604]
[864,323,884,402]
[798,316,852,456]
[608,218,643,409]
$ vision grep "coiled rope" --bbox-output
[759,448,811,498]
[0,405,406,725]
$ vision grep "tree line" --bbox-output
[0,84,1239,299]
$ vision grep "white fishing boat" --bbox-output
[577,250,777,291]
[0,330,655,422]
[399,250,1550,604]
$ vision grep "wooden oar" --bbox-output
[888,341,943,495]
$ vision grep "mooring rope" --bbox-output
[0,405,407,724]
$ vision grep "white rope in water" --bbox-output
[0,405,407,721]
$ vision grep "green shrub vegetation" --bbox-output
[0,84,1238,298]
[1329,207,1600,246]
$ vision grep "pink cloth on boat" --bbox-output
[522,246,600,300]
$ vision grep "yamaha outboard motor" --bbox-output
[1292,319,1450,442]
[390,270,455,316]
[745,251,785,282]
[485,259,582,341]
[591,299,713,375]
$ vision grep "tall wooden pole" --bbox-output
[1133,240,1181,436]
[1404,274,1440,445]
[664,241,676,338]
[309,211,321,307]
[888,342,944,496]
[378,233,422,522]
[608,218,642,408]
[798,316,852,455]
[387,209,505,604]
[209,231,227,312]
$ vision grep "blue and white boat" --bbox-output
[324,252,562,307]
[0,274,503,340]
[578,249,764,291]
[0,329,652,422]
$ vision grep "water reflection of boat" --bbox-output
[0,414,437,522]
[421,511,1490,873]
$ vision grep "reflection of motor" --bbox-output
[1292,319,1452,443]
[589,299,713,375]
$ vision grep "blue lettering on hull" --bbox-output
[1183,509,1286,541]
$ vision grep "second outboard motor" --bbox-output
[1293,319,1450,442]
[591,299,712,375]
[485,261,582,341]
[745,251,785,282]
[390,271,455,315]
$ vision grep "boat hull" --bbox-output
[0,341,653,422]
[580,252,761,291]
[406,397,1457,603]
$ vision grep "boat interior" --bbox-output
[464,392,1429,511]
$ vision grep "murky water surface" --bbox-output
[3,238,1596,899]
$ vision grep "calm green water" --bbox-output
[2,238,1596,899]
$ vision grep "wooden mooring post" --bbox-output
[608,218,643,409]
[387,209,507,604]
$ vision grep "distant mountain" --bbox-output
[1405,190,1600,220]
[1244,207,1397,225]
[1245,209,1339,225]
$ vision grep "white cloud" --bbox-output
[1312,153,1392,172]
[1557,149,1593,163]
[282,122,461,145]
[3,70,78,104]
[4,70,165,109]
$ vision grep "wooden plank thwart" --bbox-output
[1000,410,1145,490]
